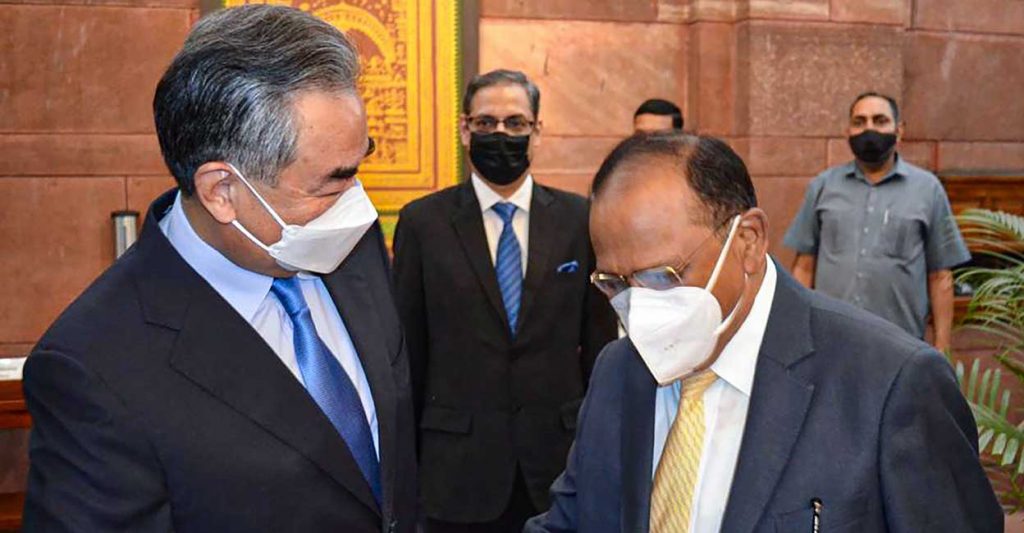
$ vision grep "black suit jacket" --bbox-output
[22,190,418,533]
[392,180,618,522]
[526,263,1002,532]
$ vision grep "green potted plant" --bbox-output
[953,209,1024,520]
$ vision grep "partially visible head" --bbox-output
[460,69,542,190]
[633,99,683,133]
[590,133,768,349]
[153,4,371,276]
[847,91,903,165]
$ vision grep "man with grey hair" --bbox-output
[21,5,416,532]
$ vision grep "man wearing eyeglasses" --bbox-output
[392,69,617,533]
[525,133,1000,532]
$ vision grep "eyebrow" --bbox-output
[319,138,375,182]
[324,166,359,181]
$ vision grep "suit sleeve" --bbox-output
[879,348,1003,532]
[579,236,618,385]
[392,211,429,421]
[22,350,172,532]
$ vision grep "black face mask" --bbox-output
[848,130,897,165]
[469,132,531,186]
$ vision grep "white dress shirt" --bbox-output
[471,173,532,275]
[651,259,777,533]
[159,193,379,457]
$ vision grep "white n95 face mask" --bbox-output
[227,163,378,274]
[611,216,745,385]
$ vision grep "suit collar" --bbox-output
[470,173,534,214]
[159,191,272,322]
[720,264,816,533]
[711,258,778,397]
[134,189,387,516]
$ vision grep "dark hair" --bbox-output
[849,91,900,123]
[462,69,540,118]
[153,4,360,195]
[634,98,683,130]
[592,133,756,229]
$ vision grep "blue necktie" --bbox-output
[270,277,381,504]
[492,202,522,336]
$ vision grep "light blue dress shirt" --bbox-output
[158,193,379,457]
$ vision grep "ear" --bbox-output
[896,121,905,143]
[531,120,543,148]
[459,115,471,148]
[737,208,769,275]
[193,161,239,225]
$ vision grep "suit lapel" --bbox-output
[139,193,382,515]
[320,258,398,521]
[516,184,556,332]
[450,182,510,330]
[620,343,657,533]
[166,279,382,515]
[720,267,816,533]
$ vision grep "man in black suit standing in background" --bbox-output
[392,69,618,533]
[22,6,416,532]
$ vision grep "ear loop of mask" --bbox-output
[706,215,748,336]
[225,163,287,253]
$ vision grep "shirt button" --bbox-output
[857,272,864,279]
[863,228,869,234]
[860,249,867,256]
[868,206,874,213]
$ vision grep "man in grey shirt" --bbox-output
[784,92,969,351]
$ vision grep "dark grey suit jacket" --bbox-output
[22,190,418,532]
[526,263,1001,532]
[393,181,618,522]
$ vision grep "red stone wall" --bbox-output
[0,0,195,495]
[0,0,192,358]
[479,0,1024,267]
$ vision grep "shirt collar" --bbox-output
[845,153,906,185]
[710,258,778,397]
[160,192,274,322]
[471,173,533,214]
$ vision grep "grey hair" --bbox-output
[153,4,360,195]
[462,69,541,118]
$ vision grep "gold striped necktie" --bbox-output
[650,370,719,533]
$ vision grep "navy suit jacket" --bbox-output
[22,190,418,532]
[526,264,1001,533]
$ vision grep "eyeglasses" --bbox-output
[466,114,536,136]
[589,225,726,299]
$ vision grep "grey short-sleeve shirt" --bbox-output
[783,156,970,338]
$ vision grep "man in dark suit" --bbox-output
[526,133,1001,532]
[22,6,416,532]
[392,69,618,533]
